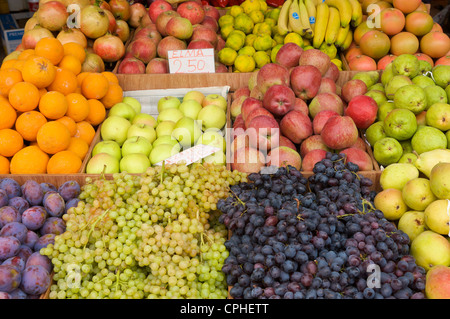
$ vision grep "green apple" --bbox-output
[398,211,426,242]
[156,120,176,137]
[153,135,181,150]
[121,136,153,157]
[374,188,408,221]
[410,230,450,271]
[402,177,437,211]
[195,128,226,153]
[171,116,202,148]
[202,94,228,111]
[127,123,156,143]
[157,108,184,124]
[373,137,403,167]
[108,102,136,122]
[149,143,180,165]
[179,99,203,120]
[120,153,151,174]
[203,150,226,165]
[157,96,181,113]
[100,115,131,146]
[197,105,227,130]
[122,96,142,114]
[92,140,122,160]
[183,90,205,104]
[132,113,157,128]
[86,153,120,174]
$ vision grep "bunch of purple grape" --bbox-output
[0,178,80,299]
[218,152,427,299]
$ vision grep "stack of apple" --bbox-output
[85,89,229,174]
[227,42,376,174]
[372,152,450,298]
[117,0,229,74]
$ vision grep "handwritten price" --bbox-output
[168,49,215,74]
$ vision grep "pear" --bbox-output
[429,162,450,199]
[374,188,408,221]
[432,64,450,88]
[385,75,413,100]
[410,230,450,271]
[381,63,395,87]
[398,152,418,165]
[414,149,450,177]
[402,177,437,211]
[379,163,419,191]
[412,75,435,89]
[398,211,426,242]
[411,125,447,155]
[368,83,385,93]
[352,70,379,88]
[392,53,420,79]
[424,199,450,235]
[425,265,450,299]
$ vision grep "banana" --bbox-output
[288,0,305,35]
[348,0,363,27]
[304,0,317,33]
[299,0,313,38]
[325,6,340,44]
[334,25,350,48]
[312,2,329,48]
[325,0,352,28]
[277,0,292,36]
[341,27,353,51]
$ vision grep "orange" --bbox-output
[67,136,89,159]
[34,37,65,65]
[0,155,9,174]
[10,145,49,174]
[47,67,78,95]
[36,121,71,154]
[0,97,17,130]
[101,71,119,84]
[63,42,86,63]
[0,129,24,157]
[80,73,109,99]
[74,121,95,145]
[0,68,23,98]
[38,88,47,99]
[12,60,26,73]
[21,56,56,89]
[100,82,123,109]
[15,111,47,142]
[39,90,68,120]
[85,99,106,126]
[47,150,82,174]
[65,92,90,122]
[56,116,77,136]
[1,59,17,70]
[8,81,40,112]
[59,55,82,75]
[18,49,36,61]
[76,72,89,87]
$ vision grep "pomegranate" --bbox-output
[390,31,419,55]
[348,55,377,71]
[81,53,105,73]
[104,9,117,33]
[36,1,68,32]
[24,17,39,32]
[128,3,149,28]
[21,26,54,49]
[114,19,131,43]
[80,5,110,39]
[109,0,131,21]
[420,31,450,59]
[56,27,88,48]
[93,34,125,63]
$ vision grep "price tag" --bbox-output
[168,48,215,74]
[153,144,221,166]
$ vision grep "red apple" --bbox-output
[215,36,225,51]
[256,63,290,94]
[290,65,322,101]
[299,134,331,157]
[146,58,169,74]
[114,19,131,43]
[345,95,378,129]
[244,107,274,129]
[201,15,218,33]
[127,37,157,64]
[312,110,340,135]
[156,36,187,59]
[187,39,214,50]
[290,98,309,116]
[347,137,367,151]
[230,95,246,120]
[234,87,251,100]
[176,0,205,25]
[250,85,264,100]
[263,84,296,117]
[279,135,296,150]
[267,146,302,171]
[339,147,373,171]
[133,24,162,47]
[323,62,340,82]
[117,57,146,74]
[233,114,244,129]
[298,48,331,76]
[280,110,313,144]
[341,79,368,103]
[308,92,345,118]
[275,42,303,68]
[321,116,359,150]
[215,62,228,73]
[302,149,328,171]
[156,10,180,37]
[166,16,194,40]
[129,3,149,28]
[241,97,263,122]
[318,77,337,94]
[190,25,218,48]
[109,0,131,21]
[104,9,117,33]
[247,115,280,151]
[231,134,249,154]
[231,146,266,174]
[148,0,172,24]
[203,4,220,21]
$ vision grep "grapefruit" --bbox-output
[393,0,421,14]
[405,11,434,36]
[420,31,450,59]
[359,30,391,59]
[379,8,405,36]
[348,55,377,71]
[390,31,419,55]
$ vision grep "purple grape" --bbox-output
[0,179,21,199]
[8,288,26,299]
[0,206,21,228]
[0,189,8,207]
[40,217,66,235]
[20,265,51,296]
[43,193,65,217]
[0,264,21,292]
[25,252,52,274]
[33,234,55,251]
[0,222,28,243]
[16,245,32,262]
[8,197,29,214]
[21,180,44,206]
[21,206,47,231]
[0,236,21,261]
[40,183,57,195]
[2,256,26,272]
[0,291,11,299]
[58,180,81,202]
[24,230,39,251]
[65,198,80,214]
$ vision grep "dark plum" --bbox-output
[0,264,21,292]
[8,289,27,299]
[23,230,39,250]
[16,245,33,262]
[40,217,66,235]
[33,234,55,251]
[0,189,8,207]
[0,179,21,199]
[43,192,65,217]
[25,252,52,274]
[0,206,21,228]
[65,198,80,214]
[21,180,44,206]
[58,180,81,201]
[40,183,57,194]
[20,265,51,295]
[0,222,28,243]
[2,256,26,272]
[0,236,21,261]
[8,197,29,214]
[21,206,47,231]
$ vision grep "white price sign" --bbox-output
[168,48,215,74]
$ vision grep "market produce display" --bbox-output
[0,178,80,299]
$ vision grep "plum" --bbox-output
[21,180,44,206]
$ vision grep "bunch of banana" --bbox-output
[277,0,315,39]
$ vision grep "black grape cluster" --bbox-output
[218,152,427,299]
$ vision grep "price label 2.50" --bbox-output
[168,48,215,74]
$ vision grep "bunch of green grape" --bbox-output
[40,163,247,299]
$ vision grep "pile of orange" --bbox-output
[0,37,124,175]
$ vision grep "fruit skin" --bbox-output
[344,95,378,130]
[429,162,450,200]
[410,230,450,272]
[320,115,358,150]
[277,0,292,36]
[414,149,450,178]
[324,7,340,45]
[379,162,419,191]
[374,188,408,221]
[325,0,352,28]
[288,0,304,35]
[425,265,450,299]
[397,211,426,242]
[348,0,362,27]
[312,2,329,49]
